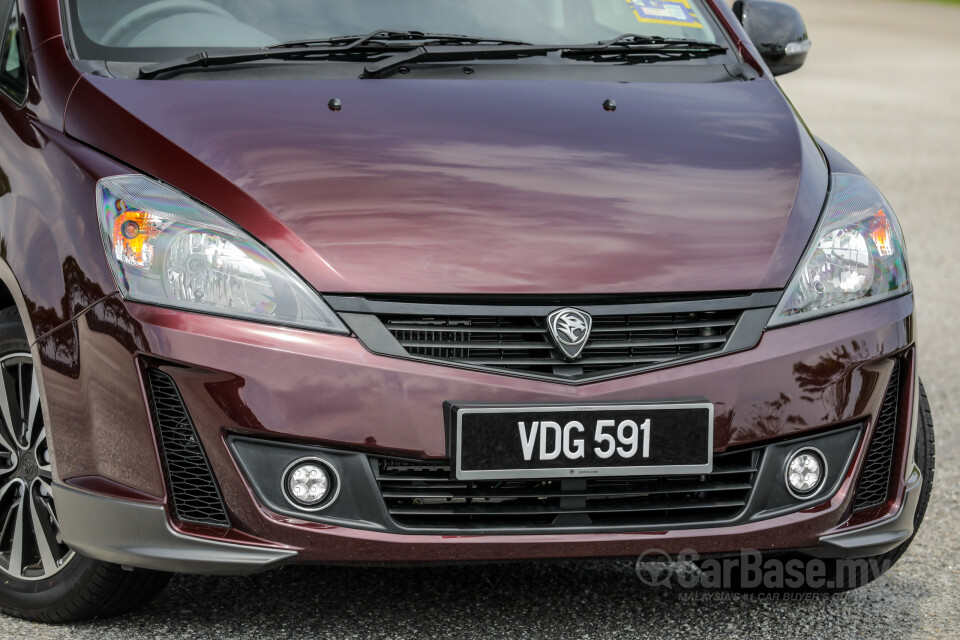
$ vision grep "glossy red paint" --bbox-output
[18,0,62,58]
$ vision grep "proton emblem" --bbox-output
[547,308,593,360]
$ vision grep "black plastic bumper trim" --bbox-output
[54,483,297,575]
[227,424,862,536]
[809,465,922,559]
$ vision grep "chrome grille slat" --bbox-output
[582,336,727,349]
[590,319,738,333]
[397,341,556,350]
[387,325,549,334]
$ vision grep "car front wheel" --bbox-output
[0,306,170,623]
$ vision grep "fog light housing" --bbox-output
[281,458,339,511]
[784,447,827,498]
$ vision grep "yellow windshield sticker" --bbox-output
[626,0,704,29]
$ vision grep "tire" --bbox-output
[0,306,171,622]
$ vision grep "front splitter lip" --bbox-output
[54,483,297,576]
[806,465,923,559]
[57,473,903,571]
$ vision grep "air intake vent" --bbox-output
[853,361,901,512]
[145,368,230,527]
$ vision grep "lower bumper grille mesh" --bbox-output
[374,450,761,531]
[853,360,901,512]
[145,369,230,527]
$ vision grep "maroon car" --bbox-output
[0,0,934,623]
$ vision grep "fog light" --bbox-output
[785,447,827,498]
[282,458,339,511]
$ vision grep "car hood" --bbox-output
[65,75,827,295]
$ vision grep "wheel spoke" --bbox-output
[0,478,18,504]
[28,487,58,574]
[0,431,13,456]
[36,479,60,530]
[7,492,26,577]
[35,427,49,473]
[25,368,39,451]
[0,366,22,450]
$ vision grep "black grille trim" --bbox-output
[145,368,230,527]
[333,294,776,383]
[383,310,739,378]
[374,450,761,531]
[853,361,901,512]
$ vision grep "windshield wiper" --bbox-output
[562,34,727,61]
[266,29,532,50]
[361,34,727,78]
[139,29,531,79]
[139,31,725,80]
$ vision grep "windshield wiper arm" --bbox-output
[360,44,555,78]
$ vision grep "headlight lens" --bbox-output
[96,175,348,334]
[769,173,910,326]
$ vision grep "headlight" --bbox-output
[769,173,910,327]
[96,175,348,334]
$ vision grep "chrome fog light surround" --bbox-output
[281,457,341,511]
[784,447,828,499]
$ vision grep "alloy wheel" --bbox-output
[0,353,74,581]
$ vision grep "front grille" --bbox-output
[374,450,761,531]
[145,369,230,527]
[853,360,901,512]
[382,310,741,380]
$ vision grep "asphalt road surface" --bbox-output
[4,0,959,638]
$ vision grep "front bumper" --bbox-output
[36,293,919,573]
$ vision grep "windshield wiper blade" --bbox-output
[561,35,727,65]
[138,47,342,79]
[140,30,532,79]
[564,34,727,57]
[267,29,531,50]
[594,34,725,49]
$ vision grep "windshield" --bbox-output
[66,0,721,62]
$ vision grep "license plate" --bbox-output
[452,403,713,480]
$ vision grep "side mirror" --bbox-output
[733,0,811,76]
